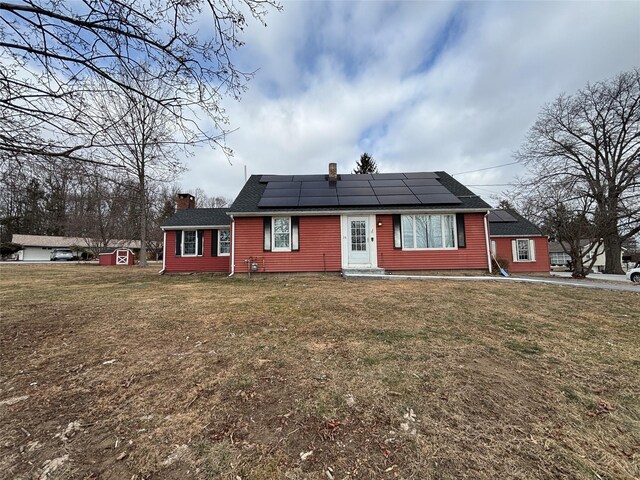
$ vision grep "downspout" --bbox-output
[228,215,235,276]
[483,212,492,274]
[159,230,166,274]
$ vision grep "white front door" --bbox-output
[343,215,377,268]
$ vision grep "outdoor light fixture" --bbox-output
[377,221,383,227]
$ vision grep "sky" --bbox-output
[182,0,640,205]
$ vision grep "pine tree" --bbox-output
[353,153,379,174]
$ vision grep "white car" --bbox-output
[626,266,640,283]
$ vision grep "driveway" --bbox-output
[342,271,640,293]
[514,275,639,293]
[550,271,630,283]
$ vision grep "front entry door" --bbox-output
[347,216,370,266]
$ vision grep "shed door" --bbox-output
[116,250,129,265]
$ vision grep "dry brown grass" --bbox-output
[0,264,638,479]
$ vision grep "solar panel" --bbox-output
[257,172,461,209]
[416,194,462,204]
[338,196,380,205]
[298,196,339,206]
[262,188,300,198]
[300,181,333,189]
[403,172,439,179]
[340,174,373,180]
[258,197,299,207]
[337,181,372,188]
[372,186,413,196]
[336,187,375,196]
[377,195,420,205]
[299,188,339,197]
[260,175,293,182]
[369,179,406,187]
[489,210,517,222]
[372,173,406,180]
[403,178,441,186]
[293,174,326,181]
[265,181,301,190]
[408,185,450,195]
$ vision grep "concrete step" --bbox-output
[342,268,386,277]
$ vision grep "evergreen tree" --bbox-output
[353,153,379,174]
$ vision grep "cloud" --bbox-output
[182,1,640,205]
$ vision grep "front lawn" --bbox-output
[1,265,638,479]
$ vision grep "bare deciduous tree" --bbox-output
[191,188,231,208]
[81,70,190,266]
[0,0,280,165]
[512,178,605,278]
[515,69,640,274]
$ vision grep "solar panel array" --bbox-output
[257,173,462,208]
[488,210,517,223]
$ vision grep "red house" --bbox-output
[488,209,550,273]
[161,165,501,274]
[161,194,231,273]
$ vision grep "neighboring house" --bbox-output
[12,234,141,261]
[488,209,550,273]
[548,240,625,272]
[161,165,496,274]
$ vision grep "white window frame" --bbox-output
[181,229,198,257]
[218,229,231,256]
[491,240,497,257]
[272,217,292,252]
[401,214,458,250]
[512,238,536,262]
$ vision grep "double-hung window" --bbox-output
[218,229,230,256]
[272,217,291,251]
[516,239,531,261]
[511,239,535,262]
[402,214,456,249]
[182,230,197,256]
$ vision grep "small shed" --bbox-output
[99,249,135,266]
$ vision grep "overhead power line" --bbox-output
[451,161,520,176]
[466,183,515,187]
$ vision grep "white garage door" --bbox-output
[22,247,53,261]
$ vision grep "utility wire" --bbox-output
[466,183,515,187]
[451,161,520,176]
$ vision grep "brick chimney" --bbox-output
[328,162,338,183]
[177,193,195,210]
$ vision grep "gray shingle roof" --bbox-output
[161,208,230,228]
[11,234,141,249]
[548,239,592,253]
[229,171,491,213]
[488,209,544,236]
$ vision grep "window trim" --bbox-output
[271,216,292,252]
[400,214,458,250]
[181,229,199,257]
[218,228,231,256]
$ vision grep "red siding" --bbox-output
[492,236,550,273]
[376,213,490,271]
[164,229,230,273]
[233,216,342,273]
[99,253,115,265]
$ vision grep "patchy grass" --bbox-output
[0,264,639,479]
